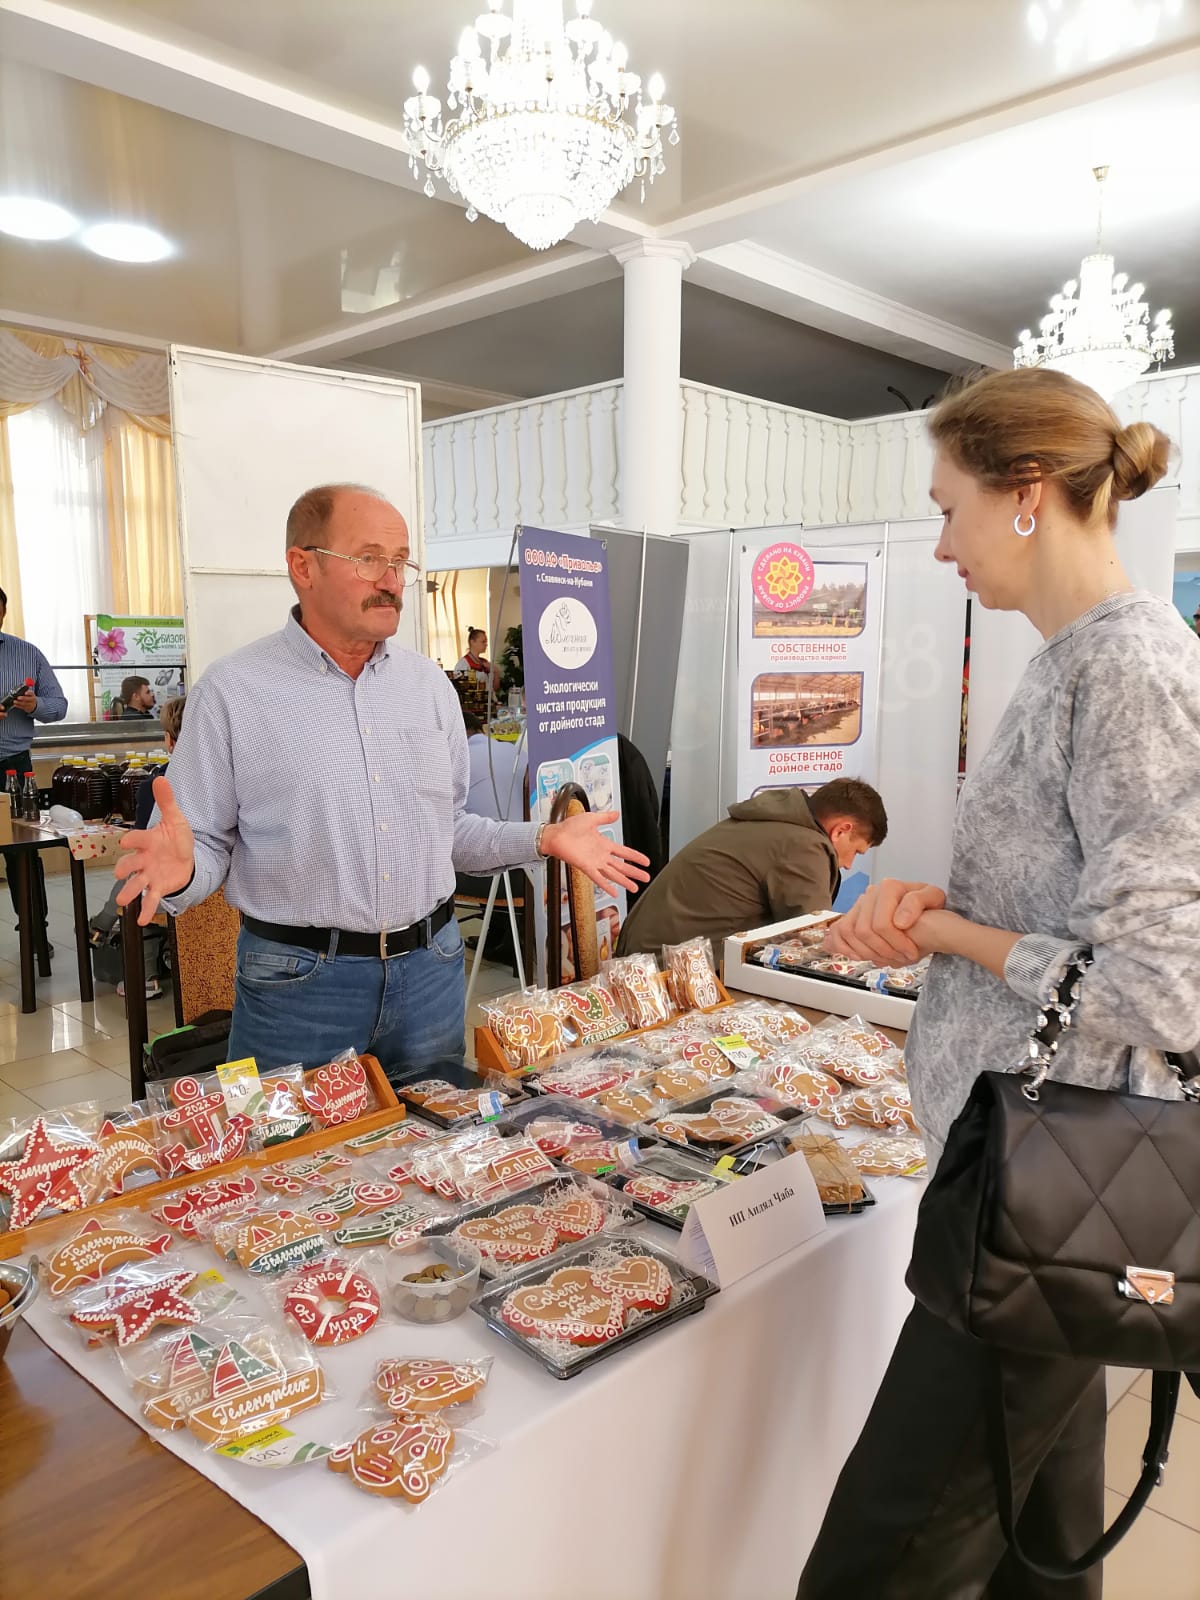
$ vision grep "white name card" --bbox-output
[678,1150,826,1287]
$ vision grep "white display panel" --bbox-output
[966,485,1179,776]
[671,518,966,896]
[169,347,425,677]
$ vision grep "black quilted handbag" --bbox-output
[907,954,1200,1577]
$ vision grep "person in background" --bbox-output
[454,627,500,693]
[115,484,647,1082]
[1192,607,1199,635]
[616,778,887,962]
[91,694,187,1000]
[0,584,69,956]
[119,676,156,719]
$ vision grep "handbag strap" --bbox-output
[1018,951,1200,1102]
[987,1356,1180,1577]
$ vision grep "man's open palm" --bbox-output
[115,777,195,924]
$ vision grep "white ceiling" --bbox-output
[0,0,1196,409]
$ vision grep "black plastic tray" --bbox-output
[599,1144,735,1231]
[472,1234,718,1379]
[394,1068,528,1130]
[643,1085,802,1158]
[729,1126,878,1216]
[496,1095,655,1173]
[428,1174,639,1281]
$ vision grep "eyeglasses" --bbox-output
[302,547,421,585]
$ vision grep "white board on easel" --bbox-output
[168,347,425,679]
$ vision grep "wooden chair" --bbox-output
[545,783,598,988]
[121,886,241,1097]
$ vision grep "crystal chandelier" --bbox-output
[1014,166,1174,401]
[403,0,678,252]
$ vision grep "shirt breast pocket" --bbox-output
[396,727,453,808]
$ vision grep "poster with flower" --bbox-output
[86,615,186,720]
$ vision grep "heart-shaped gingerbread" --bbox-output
[454,1205,559,1266]
[537,1192,607,1242]
[596,1254,673,1312]
[500,1266,626,1346]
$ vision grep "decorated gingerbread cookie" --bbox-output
[554,981,628,1047]
[654,1096,784,1150]
[303,1055,370,1127]
[260,1152,352,1197]
[186,1339,325,1448]
[764,1061,843,1111]
[623,1173,718,1219]
[665,939,722,1011]
[484,994,566,1070]
[136,1329,224,1429]
[345,1118,428,1156]
[328,1416,453,1503]
[501,1265,627,1346]
[283,1259,381,1345]
[453,1203,560,1268]
[374,1358,487,1417]
[304,1179,407,1228]
[595,1084,657,1125]
[71,1118,163,1205]
[0,1116,96,1230]
[70,1267,200,1348]
[228,1210,327,1276]
[605,953,675,1030]
[47,1217,173,1298]
[153,1175,258,1239]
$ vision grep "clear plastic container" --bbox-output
[385,1236,480,1324]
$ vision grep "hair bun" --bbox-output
[1111,420,1170,502]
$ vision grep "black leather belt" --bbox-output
[242,897,456,960]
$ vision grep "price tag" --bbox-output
[217,1426,332,1467]
[477,1091,504,1121]
[216,1057,263,1119]
[678,1151,824,1287]
[712,1033,763,1072]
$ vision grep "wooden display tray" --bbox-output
[0,1053,401,1261]
[473,981,734,1079]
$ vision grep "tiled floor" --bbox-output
[6,870,1198,1591]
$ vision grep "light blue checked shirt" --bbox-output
[163,610,539,932]
[0,633,68,760]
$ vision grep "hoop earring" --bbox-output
[1013,513,1036,537]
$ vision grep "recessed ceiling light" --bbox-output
[0,196,78,241]
[81,221,174,263]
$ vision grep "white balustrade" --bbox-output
[421,366,1200,554]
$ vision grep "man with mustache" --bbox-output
[116,484,649,1083]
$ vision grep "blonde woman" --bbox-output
[798,369,1200,1598]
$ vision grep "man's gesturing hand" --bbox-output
[541,809,651,898]
[114,777,196,924]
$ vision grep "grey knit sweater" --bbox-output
[908,592,1200,1165]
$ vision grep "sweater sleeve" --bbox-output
[1003,625,1200,1054]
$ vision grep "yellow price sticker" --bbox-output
[195,1269,226,1288]
[216,1056,263,1118]
[218,1425,293,1459]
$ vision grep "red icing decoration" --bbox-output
[303,1058,369,1127]
[0,1116,95,1230]
[70,1268,200,1347]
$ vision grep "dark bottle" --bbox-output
[81,760,111,822]
[5,770,19,818]
[117,761,149,823]
[0,678,34,714]
[21,773,39,822]
[49,757,74,808]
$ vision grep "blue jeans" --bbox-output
[227,920,467,1088]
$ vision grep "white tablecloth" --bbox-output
[24,1177,922,1600]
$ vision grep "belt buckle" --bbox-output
[1118,1266,1175,1306]
[379,928,393,960]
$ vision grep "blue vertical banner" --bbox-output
[520,526,626,982]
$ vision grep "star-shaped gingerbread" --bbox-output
[70,1268,200,1348]
[0,1116,96,1230]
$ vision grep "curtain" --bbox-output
[0,422,25,637]
[8,401,113,719]
[105,412,182,615]
[0,328,169,434]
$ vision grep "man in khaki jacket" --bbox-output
[616,779,887,962]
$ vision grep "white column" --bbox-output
[612,240,695,536]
